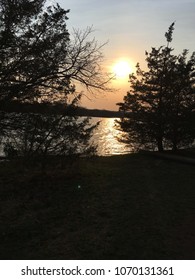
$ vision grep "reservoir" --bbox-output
[0,117,131,157]
[91,117,131,156]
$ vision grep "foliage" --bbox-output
[0,0,109,158]
[3,113,98,158]
[117,23,195,151]
[2,95,98,159]
[0,0,110,103]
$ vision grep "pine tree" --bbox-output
[117,23,195,152]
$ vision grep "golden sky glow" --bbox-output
[113,60,132,79]
[60,0,195,110]
[80,58,136,110]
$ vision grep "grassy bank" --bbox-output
[0,153,195,259]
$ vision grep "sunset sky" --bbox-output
[57,0,195,110]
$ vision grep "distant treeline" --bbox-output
[74,107,124,118]
[0,101,124,118]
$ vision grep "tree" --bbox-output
[3,109,97,160]
[163,49,195,150]
[117,23,195,152]
[0,0,110,104]
[0,0,110,158]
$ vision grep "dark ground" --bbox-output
[0,153,195,259]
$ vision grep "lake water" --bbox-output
[0,117,131,157]
[91,117,131,156]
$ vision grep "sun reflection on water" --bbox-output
[92,118,131,156]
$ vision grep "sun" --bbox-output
[113,60,132,78]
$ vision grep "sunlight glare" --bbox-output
[113,60,132,78]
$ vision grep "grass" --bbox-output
[0,153,195,259]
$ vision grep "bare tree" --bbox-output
[0,0,111,158]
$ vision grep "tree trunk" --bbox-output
[172,138,178,152]
[157,138,164,152]
[172,144,177,152]
[172,126,178,152]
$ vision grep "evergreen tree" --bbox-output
[117,23,195,152]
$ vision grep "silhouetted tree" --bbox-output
[0,0,110,158]
[3,113,97,160]
[117,23,195,152]
[163,49,195,150]
[0,0,110,103]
